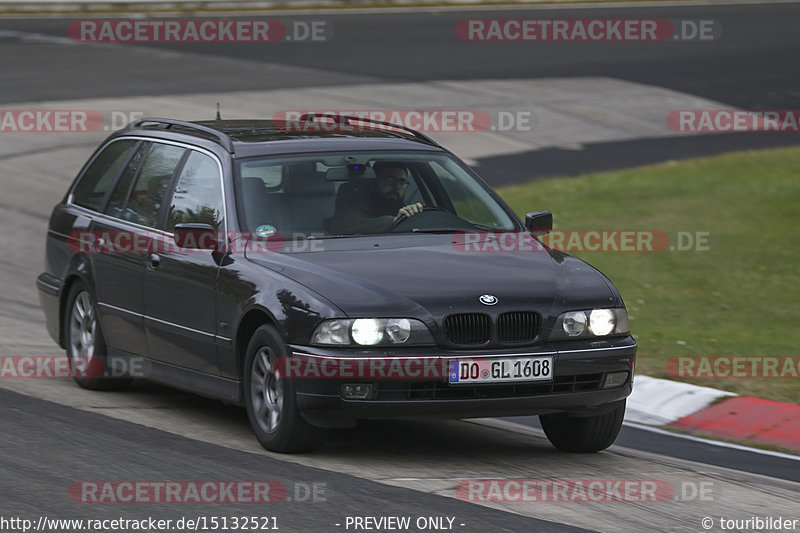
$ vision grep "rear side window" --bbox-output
[104,143,186,228]
[71,140,138,211]
[126,144,186,227]
[106,143,149,221]
[165,151,224,231]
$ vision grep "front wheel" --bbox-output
[244,325,328,453]
[64,281,131,391]
[540,400,626,453]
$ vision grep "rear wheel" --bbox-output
[64,281,131,391]
[540,400,626,453]
[244,324,328,453]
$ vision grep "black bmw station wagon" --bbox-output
[37,115,636,453]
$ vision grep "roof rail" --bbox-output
[125,117,235,153]
[298,113,439,146]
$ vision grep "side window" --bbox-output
[106,143,149,221]
[166,151,224,231]
[72,140,138,211]
[114,144,186,227]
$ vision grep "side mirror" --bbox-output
[173,223,218,250]
[525,211,553,236]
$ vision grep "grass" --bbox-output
[496,147,800,405]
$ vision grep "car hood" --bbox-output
[246,234,619,321]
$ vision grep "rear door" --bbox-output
[80,139,153,357]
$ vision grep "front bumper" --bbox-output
[289,336,636,425]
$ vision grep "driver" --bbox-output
[330,161,423,234]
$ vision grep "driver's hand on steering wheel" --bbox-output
[393,203,424,222]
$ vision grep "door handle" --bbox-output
[149,254,161,269]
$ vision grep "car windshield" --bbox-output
[235,151,518,239]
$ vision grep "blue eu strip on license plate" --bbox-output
[448,356,553,384]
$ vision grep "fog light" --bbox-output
[341,383,373,399]
[603,371,629,389]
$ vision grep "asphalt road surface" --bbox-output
[1,2,799,179]
[1,3,799,532]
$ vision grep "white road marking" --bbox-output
[0,30,75,44]
[623,421,800,461]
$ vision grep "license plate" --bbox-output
[448,356,553,384]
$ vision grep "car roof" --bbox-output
[117,117,447,158]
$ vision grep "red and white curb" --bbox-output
[626,375,733,426]
[627,375,800,453]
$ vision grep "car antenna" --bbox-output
[215,102,222,121]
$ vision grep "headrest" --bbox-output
[284,163,334,195]
[241,177,267,196]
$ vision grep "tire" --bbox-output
[540,400,626,453]
[64,281,132,391]
[244,324,328,453]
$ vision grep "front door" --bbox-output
[144,148,225,375]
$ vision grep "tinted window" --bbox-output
[166,151,223,231]
[235,152,516,237]
[72,140,137,211]
[106,143,149,222]
[124,144,186,227]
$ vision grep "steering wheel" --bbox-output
[390,205,450,230]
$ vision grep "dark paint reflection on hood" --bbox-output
[246,234,618,318]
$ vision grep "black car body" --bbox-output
[37,115,636,453]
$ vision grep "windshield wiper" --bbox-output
[470,224,515,231]
[406,226,517,234]
[405,227,468,234]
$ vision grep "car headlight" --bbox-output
[310,319,350,345]
[589,309,615,336]
[311,318,434,346]
[352,318,384,345]
[550,308,629,339]
[385,318,412,343]
[563,311,587,336]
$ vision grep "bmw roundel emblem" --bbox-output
[479,294,498,306]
